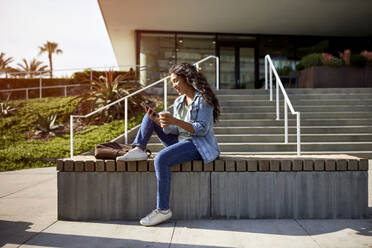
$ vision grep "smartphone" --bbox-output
[145,104,158,118]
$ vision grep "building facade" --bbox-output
[98,0,372,89]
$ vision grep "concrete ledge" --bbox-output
[57,170,368,220]
[56,155,369,172]
[57,154,368,220]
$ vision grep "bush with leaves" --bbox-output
[0,93,21,118]
[350,54,367,68]
[277,66,292,76]
[300,53,323,69]
[295,62,304,71]
[73,69,152,124]
[33,113,64,136]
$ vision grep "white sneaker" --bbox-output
[140,209,172,227]
[116,147,148,161]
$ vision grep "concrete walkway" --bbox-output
[1,164,372,248]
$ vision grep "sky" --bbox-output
[0,0,118,77]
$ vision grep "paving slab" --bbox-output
[296,219,372,248]
[0,167,56,197]
[0,167,57,248]
[19,220,175,248]
[0,216,57,248]
[171,219,318,248]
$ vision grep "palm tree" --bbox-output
[0,52,14,78]
[6,67,22,78]
[16,58,48,78]
[38,41,63,78]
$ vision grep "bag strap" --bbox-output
[145,148,152,158]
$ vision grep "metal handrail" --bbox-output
[69,55,219,157]
[264,55,301,155]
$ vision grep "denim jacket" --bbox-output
[163,91,220,163]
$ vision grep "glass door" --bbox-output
[218,43,256,89]
[239,47,255,89]
[219,46,236,89]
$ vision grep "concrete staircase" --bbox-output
[147,88,372,159]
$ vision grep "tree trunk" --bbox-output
[49,54,53,79]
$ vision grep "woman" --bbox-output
[116,63,220,226]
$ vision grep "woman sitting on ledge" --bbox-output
[116,63,221,227]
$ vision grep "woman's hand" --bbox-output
[159,112,177,128]
[145,105,160,126]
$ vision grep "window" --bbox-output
[140,33,175,85]
[176,34,217,87]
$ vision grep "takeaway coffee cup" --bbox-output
[158,111,171,127]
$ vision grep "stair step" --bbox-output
[218,151,372,159]
[215,119,372,127]
[149,134,372,143]
[217,94,372,100]
[220,112,372,119]
[219,99,372,106]
[147,142,372,153]
[214,88,372,95]
[213,126,372,134]
[221,105,372,113]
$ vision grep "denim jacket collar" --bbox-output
[175,91,200,111]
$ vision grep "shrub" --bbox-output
[277,66,292,76]
[338,49,351,65]
[360,50,372,61]
[73,69,151,124]
[300,53,323,69]
[34,113,64,135]
[295,62,305,71]
[0,93,21,117]
[350,55,367,68]
[72,69,136,83]
[328,57,342,67]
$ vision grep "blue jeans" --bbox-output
[132,114,202,210]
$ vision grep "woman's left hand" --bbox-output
[159,112,177,127]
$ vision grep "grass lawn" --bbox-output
[0,96,158,171]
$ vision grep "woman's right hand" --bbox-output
[145,105,160,125]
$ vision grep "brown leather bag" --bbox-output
[94,141,152,160]
[94,141,132,159]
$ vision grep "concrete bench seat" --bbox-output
[56,155,368,220]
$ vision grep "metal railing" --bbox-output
[69,55,219,157]
[0,83,89,99]
[0,65,147,100]
[265,55,301,155]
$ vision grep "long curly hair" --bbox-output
[169,63,220,123]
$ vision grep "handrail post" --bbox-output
[284,100,288,144]
[216,57,220,90]
[297,112,301,156]
[276,76,279,120]
[125,98,128,144]
[26,89,29,100]
[64,86,67,96]
[164,78,167,111]
[265,57,268,90]
[39,72,42,98]
[70,115,73,158]
[269,65,272,101]
[195,63,199,72]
